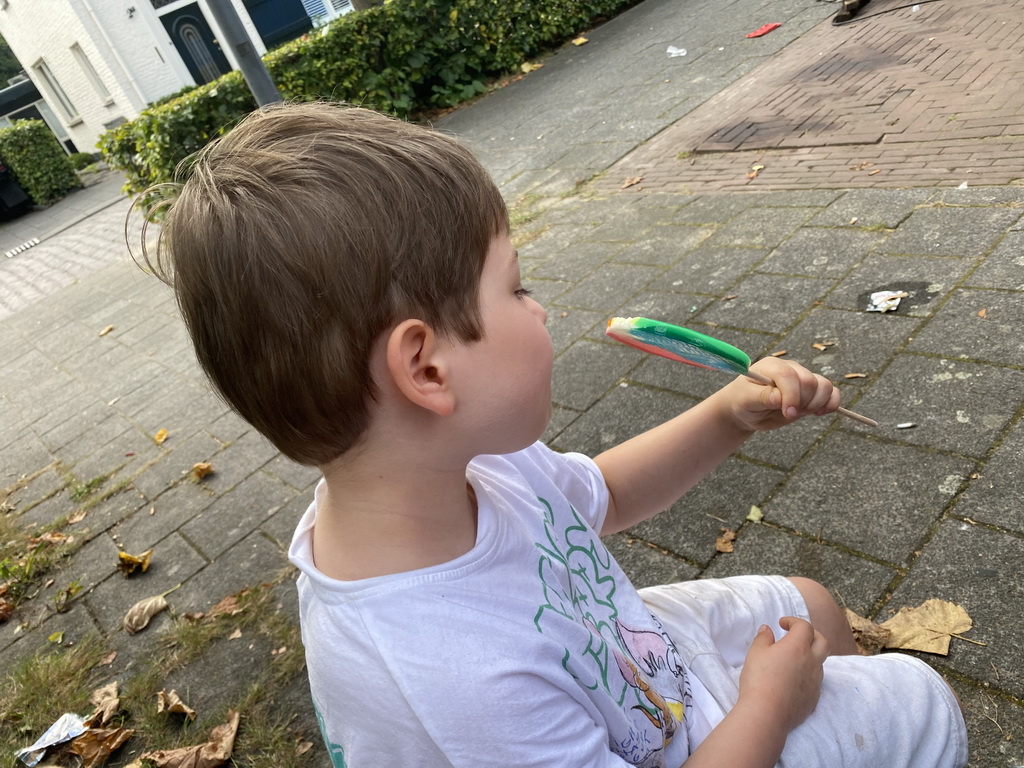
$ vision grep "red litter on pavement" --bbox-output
[746,22,781,38]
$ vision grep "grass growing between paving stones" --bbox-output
[0,633,108,758]
[1,576,313,765]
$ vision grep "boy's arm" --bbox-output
[595,357,839,535]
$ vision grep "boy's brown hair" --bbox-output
[141,102,508,465]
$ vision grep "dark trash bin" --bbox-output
[0,160,30,214]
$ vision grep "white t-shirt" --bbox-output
[289,442,695,768]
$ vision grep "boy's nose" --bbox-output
[530,297,548,324]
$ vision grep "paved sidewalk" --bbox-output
[2,0,1023,765]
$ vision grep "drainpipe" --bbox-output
[77,0,148,110]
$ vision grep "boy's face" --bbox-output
[451,232,553,455]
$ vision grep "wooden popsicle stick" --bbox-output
[743,369,878,427]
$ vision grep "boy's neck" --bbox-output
[313,440,479,581]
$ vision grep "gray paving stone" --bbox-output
[883,520,1024,696]
[765,431,974,566]
[702,523,897,616]
[849,354,1020,459]
[201,429,281,494]
[555,262,666,311]
[668,194,760,225]
[545,308,606,357]
[737,411,836,471]
[263,454,321,492]
[526,240,623,283]
[952,679,1024,768]
[612,225,716,266]
[550,339,639,411]
[85,532,207,633]
[112,481,217,552]
[704,207,817,249]
[810,188,936,229]
[631,456,785,565]
[880,206,1022,258]
[908,288,1024,365]
[658,245,773,296]
[965,230,1024,290]
[131,430,223,501]
[775,307,920,383]
[697,273,834,333]
[261,493,311,550]
[181,470,294,560]
[171,530,290,616]
[951,426,1024,535]
[602,533,699,590]
[551,382,697,456]
[759,227,885,279]
[825,252,974,317]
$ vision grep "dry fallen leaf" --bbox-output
[715,528,737,554]
[572,36,589,46]
[71,726,134,768]
[136,709,239,768]
[98,325,115,337]
[86,681,120,727]
[227,628,242,640]
[157,689,197,721]
[844,608,892,656]
[29,531,71,548]
[68,509,88,524]
[153,429,169,445]
[977,308,987,318]
[0,598,14,623]
[520,61,543,73]
[191,462,214,481]
[880,598,975,655]
[97,649,118,667]
[124,594,169,635]
[117,549,153,578]
[621,176,644,189]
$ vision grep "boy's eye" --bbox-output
[515,287,533,300]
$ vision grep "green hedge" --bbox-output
[0,120,80,205]
[99,0,638,194]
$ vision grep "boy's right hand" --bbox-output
[738,617,829,731]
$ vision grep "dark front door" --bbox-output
[244,0,312,49]
[161,3,232,85]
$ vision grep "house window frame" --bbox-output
[71,43,114,106]
[32,58,81,124]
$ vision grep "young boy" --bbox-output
[147,101,967,768]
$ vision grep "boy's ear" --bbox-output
[384,319,455,417]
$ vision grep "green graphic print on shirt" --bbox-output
[532,496,691,768]
[314,699,348,768]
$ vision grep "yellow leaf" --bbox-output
[449,7,457,22]
[746,505,763,522]
[117,549,153,577]
[572,36,588,46]
[191,462,214,481]
[880,598,974,655]
[48,630,64,644]
[521,61,543,73]
[153,429,169,445]
[715,528,737,553]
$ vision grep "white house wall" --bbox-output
[0,0,276,154]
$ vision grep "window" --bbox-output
[71,43,112,104]
[32,59,79,122]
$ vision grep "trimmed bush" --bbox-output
[69,152,97,171]
[0,120,80,205]
[99,0,640,194]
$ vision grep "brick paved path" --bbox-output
[602,0,1024,192]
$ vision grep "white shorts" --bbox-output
[639,575,968,768]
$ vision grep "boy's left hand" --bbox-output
[719,357,840,433]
